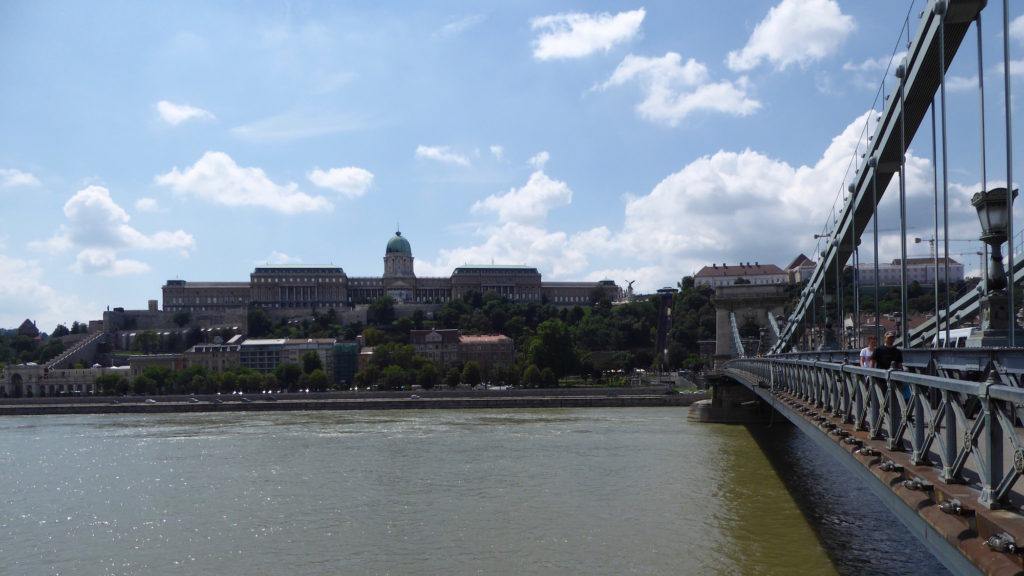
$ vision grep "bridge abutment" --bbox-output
[688,373,770,423]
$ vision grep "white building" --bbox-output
[694,262,787,288]
[856,257,963,286]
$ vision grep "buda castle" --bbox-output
[162,231,621,315]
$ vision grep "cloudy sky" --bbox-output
[2,0,1023,332]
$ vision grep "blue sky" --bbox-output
[2,0,1023,331]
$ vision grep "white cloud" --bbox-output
[415,145,471,167]
[421,112,975,294]
[944,75,979,93]
[155,151,333,214]
[529,151,550,169]
[1011,15,1024,44]
[28,185,194,276]
[600,53,761,126]
[439,14,486,38]
[419,221,612,280]
[532,9,645,60]
[490,145,504,160]
[156,100,215,125]
[472,168,572,224]
[0,252,94,331]
[232,110,361,143]
[258,251,302,265]
[308,166,374,198]
[72,249,150,276]
[0,168,41,188]
[727,0,855,72]
[135,197,162,212]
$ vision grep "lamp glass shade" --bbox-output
[971,187,1018,243]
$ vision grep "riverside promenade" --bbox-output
[0,387,708,415]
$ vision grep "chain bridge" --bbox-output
[706,1,1024,574]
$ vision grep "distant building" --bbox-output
[458,334,514,377]
[785,254,816,284]
[162,230,621,313]
[239,339,286,373]
[856,257,963,286]
[411,329,461,369]
[129,354,184,380]
[17,319,40,340]
[694,262,787,288]
[184,343,241,373]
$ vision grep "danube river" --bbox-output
[1,408,947,575]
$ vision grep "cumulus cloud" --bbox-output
[528,151,550,169]
[0,252,93,331]
[29,185,195,276]
[600,53,761,126]
[421,112,972,293]
[135,197,162,212]
[842,51,906,90]
[419,221,613,280]
[0,168,41,188]
[156,100,215,125]
[490,145,504,160]
[72,249,150,276]
[415,145,470,167]
[727,0,855,72]
[1012,15,1024,44]
[155,151,333,214]
[308,166,374,198]
[472,166,572,224]
[532,8,644,60]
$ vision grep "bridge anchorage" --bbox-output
[694,0,1024,573]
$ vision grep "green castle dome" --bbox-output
[386,230,412,255]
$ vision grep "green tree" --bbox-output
[302,350,323,374]
[51,324,70,338]
[172,310,191,328]
[368,296,396,326]
[523,364,542,388]
[95,373,129,395]
[132,374,156,395]
[540,367,558,388]
[444,367,461,388]
[379,365,411,390]
[461,361,482,387]
[247,308,272,338]
[361,327,388,347]
[130,331,160,354]
[275,363,303,392]
[417,362,439,389]
[307,368,328,392]
[526,318,577,377]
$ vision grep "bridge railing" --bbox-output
[728,355,1024,510]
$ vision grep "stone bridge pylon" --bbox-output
[712,284,788,366]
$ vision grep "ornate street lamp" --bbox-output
[967,187,1021,347]
[972,187,1016,290]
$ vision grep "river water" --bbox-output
[0,408,947,575]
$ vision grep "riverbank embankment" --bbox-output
[0,387,709,415]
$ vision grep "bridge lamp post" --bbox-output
[967,187,1022,347]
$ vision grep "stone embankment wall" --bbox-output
[0,388,708,415]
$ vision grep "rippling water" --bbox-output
[0,408,947,575]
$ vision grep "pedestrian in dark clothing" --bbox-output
[872,331,903,370]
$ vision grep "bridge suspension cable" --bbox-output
[772,0,1004,354]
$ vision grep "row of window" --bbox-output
[253,277,344,284]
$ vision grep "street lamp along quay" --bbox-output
[966,187,1022,347]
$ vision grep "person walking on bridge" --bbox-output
[871,331,903,370]
[859,335,876,368]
